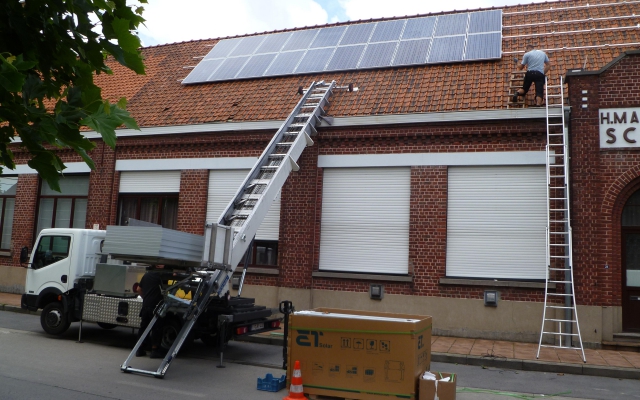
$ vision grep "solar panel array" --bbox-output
[182,10,502,84]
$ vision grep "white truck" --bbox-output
[20,227,281,348]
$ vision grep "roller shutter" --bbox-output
[319,167,410,274]
[119,171,181,193]
[446,166,547,280]
[207,170,280,240]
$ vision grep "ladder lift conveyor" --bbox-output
[121,81,345,378]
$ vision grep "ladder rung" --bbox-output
[548,279,571,283]
[541,332,580,337]
[544,318,577,323]
[549,267,571,271]
[546,305,574,309]
[547,293,572,296]
[550,255,570,259]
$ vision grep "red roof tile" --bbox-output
[92,0,640,129]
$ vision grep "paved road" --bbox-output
[1,311,638,400]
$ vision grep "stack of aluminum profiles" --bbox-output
[102,225,205,268]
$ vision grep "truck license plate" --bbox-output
[251,323,264,331]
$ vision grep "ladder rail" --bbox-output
[537,75,585,362]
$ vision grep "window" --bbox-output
[0,177,17,251]
[33,235,71,269]
[36,175,89,235]
[117,194,179,229]
[446,166,547,280]
[240,240,278,266]
[319,167,410,274]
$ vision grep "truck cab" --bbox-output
[21,229,105,334]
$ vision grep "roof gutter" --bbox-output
[67,108,548,140]
[9,109,549,144]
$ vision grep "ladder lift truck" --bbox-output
[20,220,282,349]
[22,81,348,378]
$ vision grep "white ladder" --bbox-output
[121,81,338,378]
[537,76,586,362]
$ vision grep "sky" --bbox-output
[135,0,549,46]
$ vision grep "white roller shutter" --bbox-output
[319,167,410,274]
[446,166,547,280]
[119,171,181,193]
[206,170,280,240]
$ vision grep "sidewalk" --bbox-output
[2,291,639,380]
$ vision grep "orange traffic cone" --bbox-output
[283,360,308,400]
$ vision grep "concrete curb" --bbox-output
[0,304,40,316]
[430,352,640,380]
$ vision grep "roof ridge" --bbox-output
[141,0,592,51]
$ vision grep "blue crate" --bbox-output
[257,373,286,392]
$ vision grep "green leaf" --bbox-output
[0,59,25,92]
[111,17,141,53]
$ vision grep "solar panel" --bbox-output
[428,36,466,63]
[340,23,375,45]
[359,42,398,68]
[183,10,502,84]
[434,13,468,37]
[370,20,405,43]
[392,39,431,66]
[265,51,305,75]
[229,35,266,56]
[402,17,436,39]
[327,45,366,70]
[256,32,292,54]
[204,38,243,60]
[207,56,250,80]
[282,29,319,51]
[182,59,224,83]
[311,26,347,48]
[296,48,334,73]
[236,54,276,78]
[469,10,502,33]
[464,33,501,60]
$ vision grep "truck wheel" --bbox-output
[97,322,118,330]
[41,302,71,335]
[160,318,182,349]
[200,332,219,347]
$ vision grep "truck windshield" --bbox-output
[33,236,71,269]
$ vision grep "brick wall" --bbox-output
[568,53,640,307]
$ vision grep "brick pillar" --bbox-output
[177,170,209,235]
[10,174,39,267]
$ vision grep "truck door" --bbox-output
[26,235,73,295]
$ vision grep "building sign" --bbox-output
[600,108,640,148]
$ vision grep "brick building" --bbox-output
[1,0,639,347]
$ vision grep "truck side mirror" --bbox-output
[19,246,29,266]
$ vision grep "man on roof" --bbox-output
[513,44,551,107]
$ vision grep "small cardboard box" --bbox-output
[419,371,457,400]
[287,308,432,400]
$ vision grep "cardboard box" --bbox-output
[419,371,456,400]
[287,308,432,400]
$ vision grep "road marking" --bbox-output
[116,380,206,397]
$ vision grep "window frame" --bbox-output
[35,175,89,237]
[0,176,17,251]
[116,193,179,229]
[240,240,279,267]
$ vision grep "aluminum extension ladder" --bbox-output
[121,81,338,378]
[536,76,586,362]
